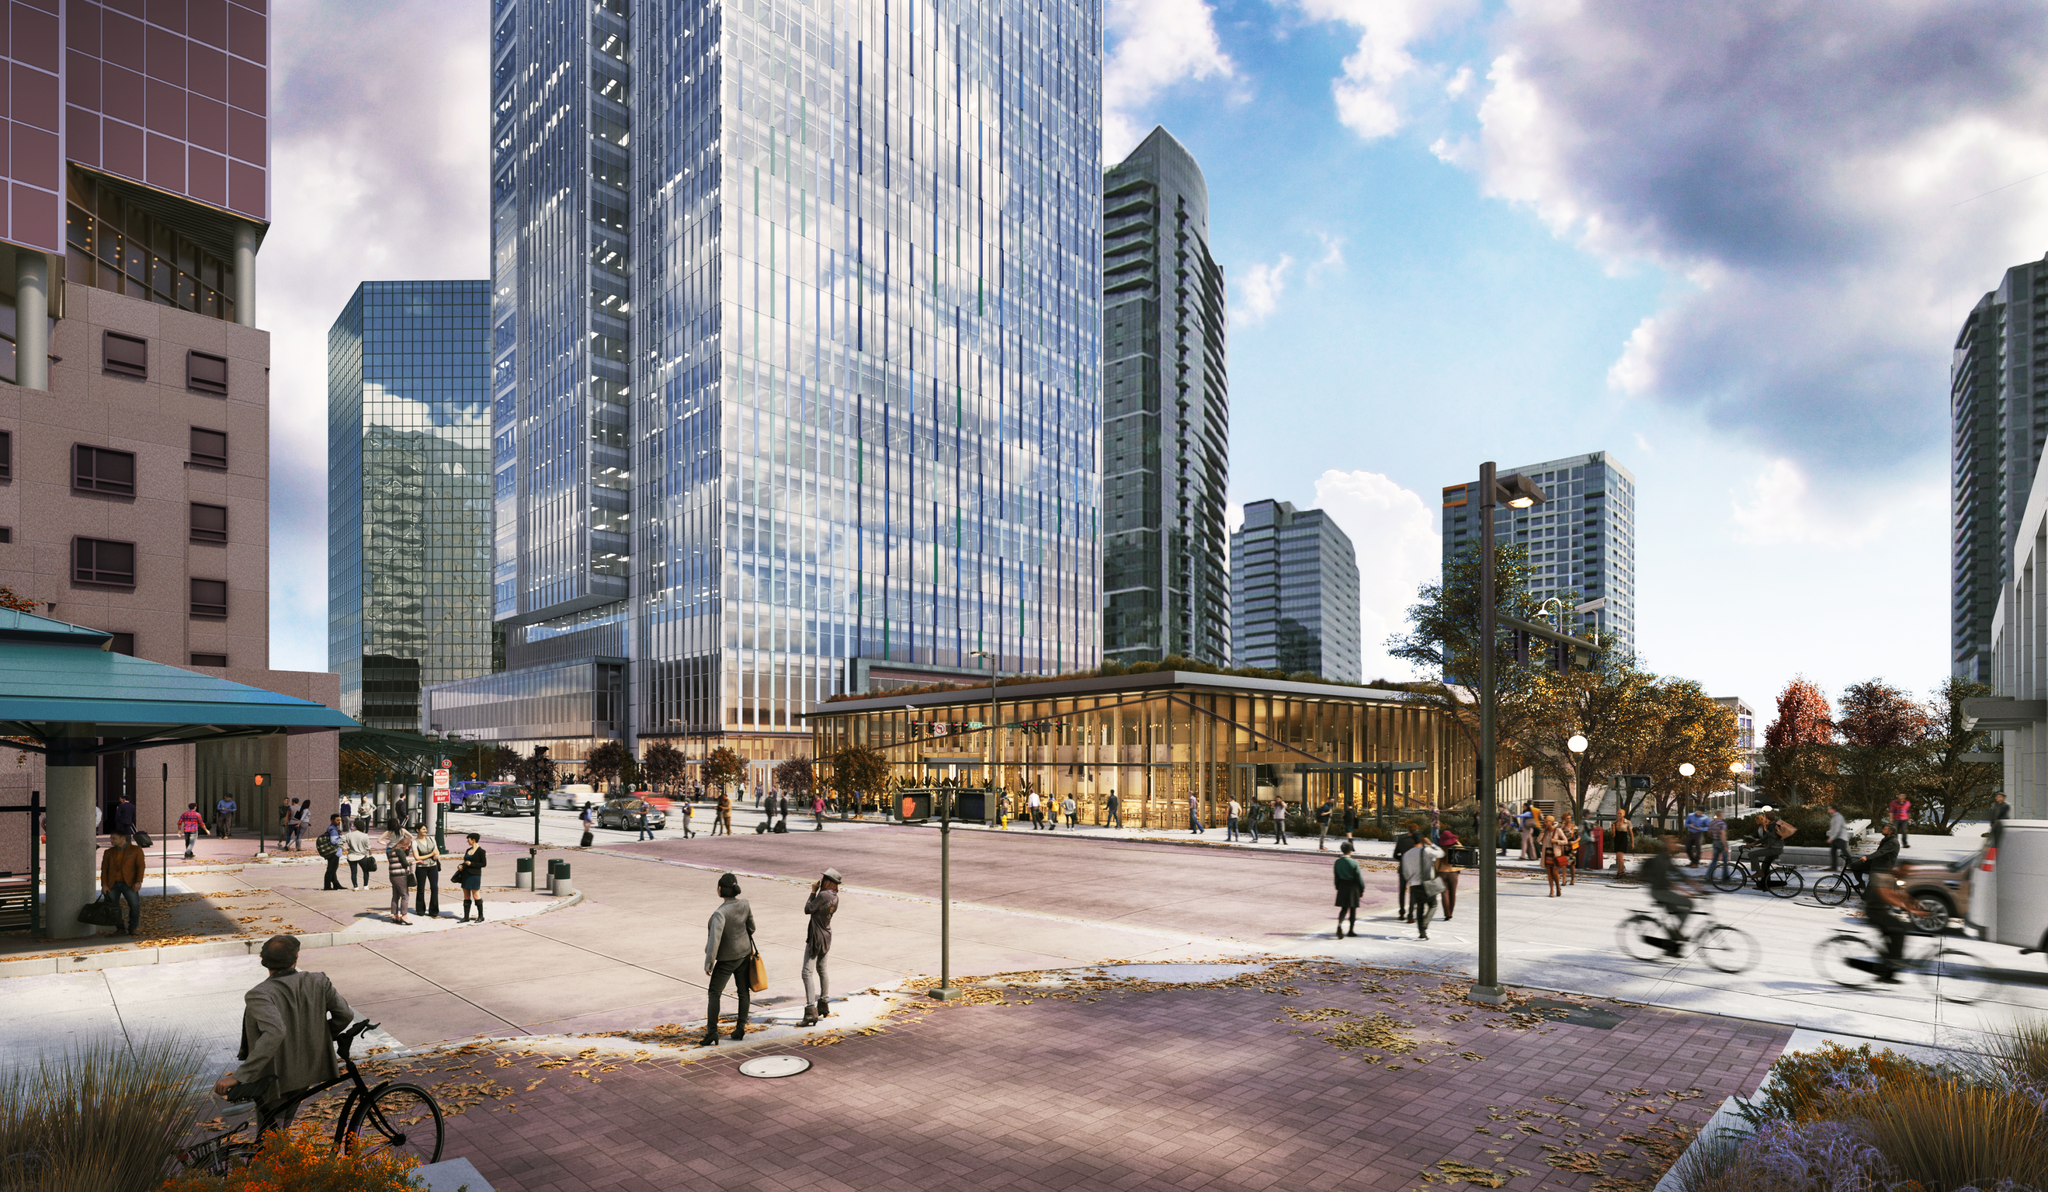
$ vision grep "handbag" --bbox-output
[1423,877,1445,899]
[132,830,151,849]
[362,853,378,874]
[745,922,768,993]
[77,894,120,927]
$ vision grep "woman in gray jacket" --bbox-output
[699,873,756,1046]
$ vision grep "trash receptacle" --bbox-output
[515,856,534,890]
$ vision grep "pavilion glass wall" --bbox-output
[810,687,1474,827]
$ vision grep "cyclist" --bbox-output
[1845,821,1899,894]
[1640,834,1703,952]
[215,935,357,1130]
[1849,853,1912,984]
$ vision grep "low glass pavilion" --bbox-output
[806,670,1475,828]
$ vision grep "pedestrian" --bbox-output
[1105,789,1123,829]
[214,792,237,839]
[1270,796,1290,846]
[1436,828,1464,920]
[292,800,313,851]
[1392,824,1415,920]
[1518,804,1537,860]
[1062,794,1077,830]
[379,817,415,925]
[1706,812,1730,882]
[1825,803,1850,872]
[1756,811,1792,893]
[338,797,352,831]
[276,799,290,846]
[341,820,372,889]
[212,936,355,1130]
[698,873,755,1046]
[778,792,792,832]
[100,832,145,935]
[1990,791,2011,825]
[1316,797,1335,850]
[813,792,826,831]
[716,788,734,836]
[318,815,344,889]
[1027,790,1043,830]
[679,799,696,838]
[1682,807,1707,866]
[800,868,840,1025]
[411,829,442,918]
[1188,792,1203,835]
[1496,806,1513,857]
[579,801,596,847]
[455,833,489,920]
[1332,840,1364,938]
[112,794,137,841]
[1541,814,1571,897]
[1400,830,1444,939]
[637,797,657,841]
[1226,797,1242,842]
[1890,796,1912,847]
[1612,811,1633,878]
[178,802,207,859]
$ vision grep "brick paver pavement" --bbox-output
[390,960,1787,1192]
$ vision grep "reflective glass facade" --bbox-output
[1230,499,1361,682]
[328,281,496,729]
[451,0,1102,757]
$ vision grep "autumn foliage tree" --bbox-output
[702,746,749,794]
[642,740,686,796]
[1760,678,1836,808]
[1835,679,1935,822]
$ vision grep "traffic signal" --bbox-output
[898,790,933,822]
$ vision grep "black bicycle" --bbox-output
[1615,896,1759,973]
[177,1020,444,1175]
[1816,929,1995,1004]
[1705,848,1804,898]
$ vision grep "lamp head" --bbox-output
[1496,472,1547,509]
[1567,734,1588,754]
[1679,763,1696,778]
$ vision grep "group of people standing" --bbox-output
[316,816,490,924]
[700,866,841,1043]
[996,790,1079,830]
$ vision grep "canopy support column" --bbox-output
[44,729,99,940]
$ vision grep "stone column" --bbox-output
[233,224,256,327]
[15,250,48,390]
[44,729,100,940]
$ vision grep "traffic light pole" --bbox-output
[930,789,959,1000]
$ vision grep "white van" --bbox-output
[1964,819,2048,959]
[549,783,599,811]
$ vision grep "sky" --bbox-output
[264,0,2048,727]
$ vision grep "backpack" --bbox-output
[317,834,339,858]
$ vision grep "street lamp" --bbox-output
[1474,462,1547,1007]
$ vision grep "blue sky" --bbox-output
[263,0,2048,729]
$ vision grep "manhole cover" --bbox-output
[738,1055,812,1079]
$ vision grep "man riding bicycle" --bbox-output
[1849,850,1912,983]
[214,935,356,1130]
[1641,835,1703,952]
[1845,821,1900,894]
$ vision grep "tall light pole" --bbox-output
[1474,463,1546,1007]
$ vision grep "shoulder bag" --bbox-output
[77,893,121,927]
[132,830,151,849]
[362,851,378,874]
[745,920,768,993]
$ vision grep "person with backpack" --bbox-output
[1756,811,1793,893]
[317,815,345,889]
[1332,841,1364,938]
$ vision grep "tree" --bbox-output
[827,745,890,810]
[339,749,384,797]
[702,746,748,794]
[774,758,813,795]
[1508,656,1661,821]
[1835,679,1933,822]
[1624,680,1740,828]
[586,740,631,793]
[0,586,39,613]
[1914,677,2002,831]
[513,747,557,795]
[1759,678,1836,808]
[642,741,686,796]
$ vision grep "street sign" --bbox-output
[433,768,451,790]
[432,790,451,804]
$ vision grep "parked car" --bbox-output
[1965,819,2048,959]
[596,797,665,831]
[1893,852,1977,930]
[449,781,490,809]
[473,786,536,817]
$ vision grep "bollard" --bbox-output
[550,860,573,897]
[515,856,534,890]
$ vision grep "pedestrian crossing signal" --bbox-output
[898,791,933,822]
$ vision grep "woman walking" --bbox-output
[1436,829,1465,920]
[342,820,373,888]
[699,872,756,1046]
[1399,832,1444,939]
[412,829,443,919]
[1541,814,1572,897]
[380,816,416,925]
[1332,841,1364,937]
[1612,811,1634,878]
[454,833,489,920]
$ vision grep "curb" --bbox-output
[0,889,586,980]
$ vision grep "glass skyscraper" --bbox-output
[329,281,497,729]
[428,0,1102,769]
[1230,500,1361,683]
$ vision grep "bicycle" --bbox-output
[1615,896,1760,973]
[1815,929,1996,1004]
[1705,849,1804,899]
[1808,872,1949,933]
[177,1019,444,1175]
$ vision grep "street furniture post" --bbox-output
[930,787,959,1000]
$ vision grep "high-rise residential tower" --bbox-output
[1952,254,2048,683]
[427,0,1104,775]
[1439,451,1637,657]
[328,281,496,730]
[1100,126,1228,667]
[1230,499,1360,682]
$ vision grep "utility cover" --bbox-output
[738,1055,811,1079]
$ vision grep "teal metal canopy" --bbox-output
[0,609,359,757]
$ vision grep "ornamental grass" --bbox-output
[0,1034,205,1192]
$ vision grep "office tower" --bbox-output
[0,1,342,829]
[1952,254,2048,682]
[1439,451,1637,658]
[1230,499,1361,682]
[1100,127,1229,667]
[328,281,496,730]
[426,0,1103,774]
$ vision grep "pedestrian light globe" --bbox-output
[1567,734,1588,754]
[1679,763,1696,778]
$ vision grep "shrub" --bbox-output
[1844,1070,2048,1192]
[159,1122,423,1192]
[0,1034,205,1192]
[1736,1042,1933,1126]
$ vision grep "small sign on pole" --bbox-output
[433,768,451,790]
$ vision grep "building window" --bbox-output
[103,331,148,379]
[74,445,136,495]
[108,632,135,655]
[67,169,238,323]
[190,579,228,618]
[74,537,136,586]
[190,653,228,668]
[190,503,228,543]
[187,351,229,396]
[0,527,11,543]
[0,429,10,478]
[190,428,228,469]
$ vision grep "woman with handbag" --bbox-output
[412,830,443,918]
[454,833,489,920]
[341,822,373,889]
[379,817,415,925]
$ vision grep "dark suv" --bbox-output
[474,786,536,817]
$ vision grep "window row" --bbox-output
[102,332,232,396]
[96,632,226,668]
[64,432,232,495]
[72,538,231,615]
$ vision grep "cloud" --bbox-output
[1294,0,1475,139]
[1307,232,1347,281]
[1729,457,1944,548]
[265,0,491,671]
[1466,0,2048,472]
[1311,470,1439,682]
[1103,0,1235,160]
[1233,255,1293,325]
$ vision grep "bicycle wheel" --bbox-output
[1767,867,1805,900]
[1811,873,1853,907]
[1708,863,1749,894]
[1697,923,1760,974]
[1816,932,1876,988]
[1617,913,1667,963]
[1923,944,1997,1006]
[346,1083,444,1165]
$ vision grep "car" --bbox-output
[549,783,599,811]
[449,782,490,809]
[1894,852,1977,929]
[473,786,536,817]
[596,797,666,831]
